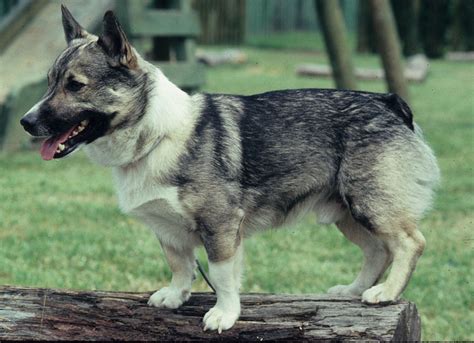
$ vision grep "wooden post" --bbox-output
[315,0,357,90]
[369,0,410,103]
[0,285,421,341]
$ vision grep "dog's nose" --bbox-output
[20,114,37,133]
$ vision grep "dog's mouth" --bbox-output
[40,113,109,160]
[40,119,90,160]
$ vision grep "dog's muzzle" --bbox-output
[20,113,39,135]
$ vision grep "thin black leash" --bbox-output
[194,215,244,295]
[196,259,216,294]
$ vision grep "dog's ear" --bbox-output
[61,4,88,44]
[97,11,137,69]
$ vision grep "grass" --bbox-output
[1,43,473,340]
[246,31,328,51]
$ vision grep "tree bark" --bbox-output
[315,0,357,90]
[369,0,410,103]
[0,285,421,341]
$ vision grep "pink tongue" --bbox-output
[40,126,76,161]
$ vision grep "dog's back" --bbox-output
[174,89,438,233]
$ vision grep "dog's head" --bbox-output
[20,5,148,160]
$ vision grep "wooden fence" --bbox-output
[193,0,358,45]
[193,0,245,44]
[117,0,205,90]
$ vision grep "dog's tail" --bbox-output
[384,93,414,131]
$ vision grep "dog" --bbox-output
[20,6,440,333]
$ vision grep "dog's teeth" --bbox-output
[72,130,78,136]
[77,126,84,132]
[58,143,65,151]
[81,119,89,126]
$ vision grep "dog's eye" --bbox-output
[66,80,85,92]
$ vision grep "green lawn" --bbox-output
[1,46,473,340]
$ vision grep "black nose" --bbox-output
[20,114,38,133]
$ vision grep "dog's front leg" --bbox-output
[199,216,243,333]
[203,244,243,333]
[148,242,196,309]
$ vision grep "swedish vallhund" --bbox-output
[20,5,439,333]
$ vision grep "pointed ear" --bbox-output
[61,4,88,44]
[97,11,137,69]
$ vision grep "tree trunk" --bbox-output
[450,0,474,51]
[356,0,377,54]
[315,0,357,90]
[369,0,410,103]
[418,0,450,58]
[0,285,422,341]
[390,0,420,56]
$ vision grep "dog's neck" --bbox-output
[84,59,198,179]
[124,62,193,166]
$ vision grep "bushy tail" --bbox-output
[412,124,441,215]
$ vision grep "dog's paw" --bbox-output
[361,283,397,304]
[147,287,190,309]
[203,306,239,333]
[327,284,364,296]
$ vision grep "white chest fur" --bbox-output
[84,65,202,250]
[113,166,200,250]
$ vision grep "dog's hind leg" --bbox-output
[233,241,244,292]
[328,213,391,296]
[362,219,425,304]
[340,144,434,303]
[148,243,196,309]
[359,139,436,303]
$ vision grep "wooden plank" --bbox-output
[0,285,421,341]
[154,61,206,89]
[129,10,200,37]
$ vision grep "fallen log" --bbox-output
[446,51,474,62]
[196,49,248,67]
[0,285,421,341]
[297,54,429,83]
